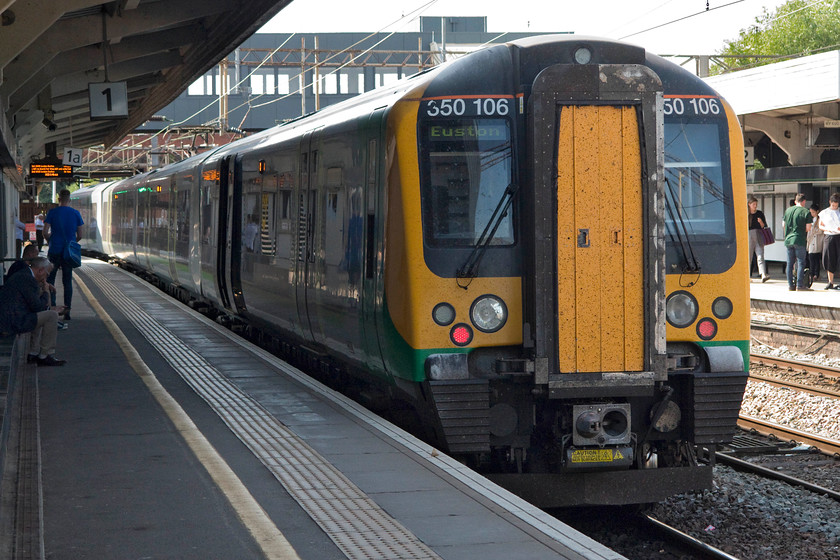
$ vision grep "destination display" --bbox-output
[30,162,74,178]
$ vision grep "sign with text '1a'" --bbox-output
[63,148,83,167]
[89,81,128,119]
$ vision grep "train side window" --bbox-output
[241,155,279,257]
[259,192,276,256]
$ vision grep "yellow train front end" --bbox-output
[380,37,749,507]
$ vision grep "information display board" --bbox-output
[30,161,73,178]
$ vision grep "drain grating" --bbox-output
[726,433,792,455]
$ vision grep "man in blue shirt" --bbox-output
[44,189,84,320]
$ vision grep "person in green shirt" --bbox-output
[783,193,812,291]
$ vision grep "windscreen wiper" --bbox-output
[665,177,701,273]
[456,183,518,288]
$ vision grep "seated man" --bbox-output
[5,243,39,282]
[0,257,67,366]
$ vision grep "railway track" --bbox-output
[748,371,840,399]
[745,352,840,455]
[750,353,840,380]
[736,415,840,456]
[641,515,743,560]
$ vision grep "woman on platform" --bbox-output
[748,196,770,282]
[819,193,840,290]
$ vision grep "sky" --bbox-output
[258,0,790,55]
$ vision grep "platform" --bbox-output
[750,274,840,320]
[0,259,624,560]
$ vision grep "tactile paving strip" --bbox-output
[0,338,44,560]
[82,265,440,560]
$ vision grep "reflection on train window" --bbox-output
[242,191,277,256]
[420,119,513,247]
[90,202,98,241]
[664,122,730,239]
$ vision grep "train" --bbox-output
[71,35,750,507]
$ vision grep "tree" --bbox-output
[716,0,840,73]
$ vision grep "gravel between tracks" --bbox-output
[581,343,840,559]
[748,343,840,440]
[650,343,840,560]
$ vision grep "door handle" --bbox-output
[577,228,590,248]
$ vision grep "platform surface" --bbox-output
[750,273,840,320]
[0,259,625,560]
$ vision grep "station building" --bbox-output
[705,50,840,263]
[138,18,558,135]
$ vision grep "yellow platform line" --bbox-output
[75,274,300,560]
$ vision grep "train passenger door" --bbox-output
[221,154,246,313]
[525,64,667,390]
[294,132,318,343]
[361,110,387,373]
[215,155,241,312]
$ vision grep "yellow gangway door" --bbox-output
[555,105,644,374]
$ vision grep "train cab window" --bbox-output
[664,117,735,273]
[419,119,513,247]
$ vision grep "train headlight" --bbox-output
[712,297,733,320]
[470,295,507,333]
[666,291,698,328]
[432,303,456,326]
[573,46,592,65]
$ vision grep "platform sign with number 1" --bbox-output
[89,82,128,119]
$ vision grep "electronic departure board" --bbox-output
[30,161,73,178]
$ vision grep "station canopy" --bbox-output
[0,0,291,186]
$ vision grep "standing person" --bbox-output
[43,189,84,320]
[783,193,811,291]
[748,197,770,282]
[34,212,45,252]
[0,257,67,366]
[807,203,825,284]
[243,214,259,252]
[819,193,840,290]
[13,213,25,258]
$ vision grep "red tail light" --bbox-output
[696,318,717,340]
[450,324,473,346]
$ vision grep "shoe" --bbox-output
[826,284,834,290]
[62,308,71,320]
[57,321,68,330]
[789,287,796,291]
[26,354,39,363]
[798,287,812,291]
[832,285,840,290]
[36,355,66,367]
[761,275,770,283]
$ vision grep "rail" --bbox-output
[737,415,840,456]
[748,371,840,399]
[642,515,743,560]
[750,353,840,380]
[715,452,840,502]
